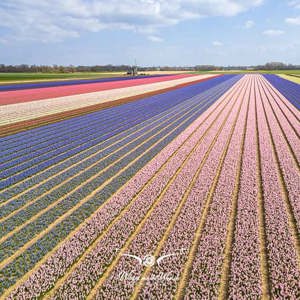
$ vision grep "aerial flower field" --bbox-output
[0,74,299,299]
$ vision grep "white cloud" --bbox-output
[289,0,300,8]
[147,35,163,42]
[0,0,264,43]
[262,29,285,36]
[285,16,300,25]
[245,20,255,28]
[212,41,223,47]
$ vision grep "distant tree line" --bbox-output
[0,64,135,73]
[0,62,299,73]
[195,62,300,71]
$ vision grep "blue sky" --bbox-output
[0,0,300,66]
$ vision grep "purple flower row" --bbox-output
[263,74,300,109]
[228,75,263,299]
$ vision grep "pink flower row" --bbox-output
[133,75,249,300]
[228,75,263,299]
[261,77,300,162]
[255,75,300,298]
[257,77,300,232]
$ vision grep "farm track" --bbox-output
[1,74,299,299]
[255,82,271,300]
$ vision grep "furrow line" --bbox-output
[255,74,272,300]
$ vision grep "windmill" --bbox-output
[127,59,138,76]
[132,58,138,76]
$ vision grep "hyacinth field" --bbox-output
[0,73,299,299]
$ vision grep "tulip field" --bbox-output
[0,73,299,299]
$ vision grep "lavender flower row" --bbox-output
[0,77,239,220]
[1,105,204,222]
[0,75,215,127]
[0,87,205,187]
[1,103,165,165]
[259,76,300,162]
[0,82,215,177]
[0,74,166,92]
[0,77,230,234]
[263,74,300,109]
[1,88,213,201]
